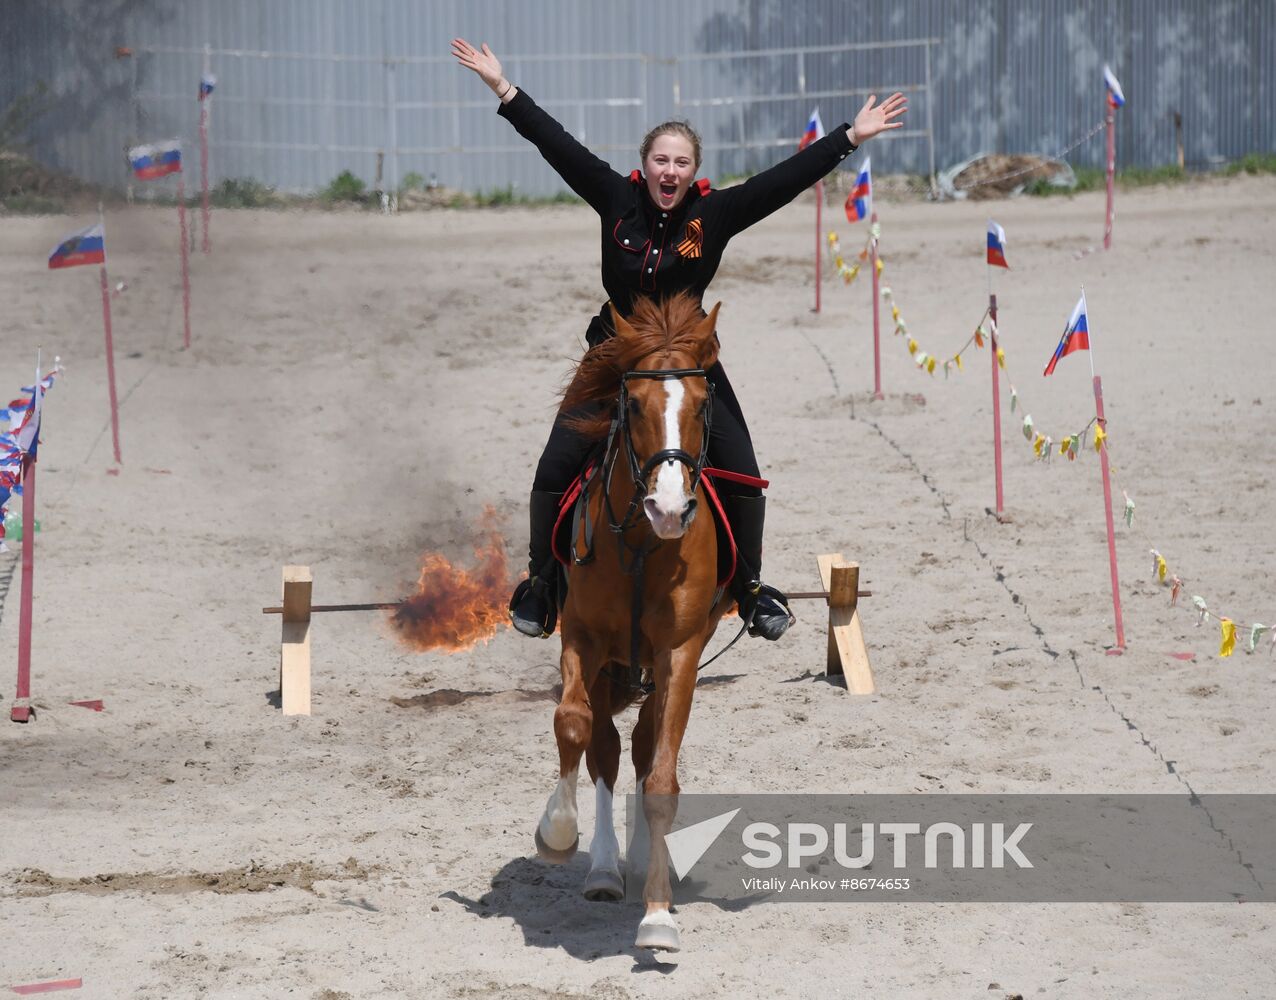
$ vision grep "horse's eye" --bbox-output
[627,397,640,415]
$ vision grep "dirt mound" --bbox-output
[0,148,104,213]
[939,152,1076,200]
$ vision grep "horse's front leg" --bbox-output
[635,638,702,952]
[581,670,624,900]
[535,626,601,864]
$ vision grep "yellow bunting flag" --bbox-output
[907,338,918,355]
[955,354,964,372]
[997,347,1006,370]
[875,258,883,275]
[1094,425,1107,452]
[927,356,937,374]
[1033,433,1045,457]
[891,306,900,321]
[1059,437,1071,457]
[1219,618,1236,658]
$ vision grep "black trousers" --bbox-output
[532,361,763,499]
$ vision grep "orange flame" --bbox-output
[390,506,517,652]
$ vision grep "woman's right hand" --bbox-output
[451,38,506,95]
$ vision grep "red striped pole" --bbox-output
[99,265,122,464]
[870,211,882,399]
[10,451,37,722]
[813,180,822,313]
[1103,104,1116,250]
[199,100,211,254]
[1093,375,1125,650]
[178,175,191,349]
[989,294,1004,517]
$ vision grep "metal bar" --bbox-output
[131,44,649,65]
[685,38,944,60]
[924,41,937,197]
[677,84,930,108]
[262,591,872,615]
[135,92,642,111]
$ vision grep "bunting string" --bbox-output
[824,220,1272,659]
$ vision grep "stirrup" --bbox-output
[509,575,557,638]
[741,581,794,641]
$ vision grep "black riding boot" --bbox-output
[720,493,794,641]
[509,490,563,638]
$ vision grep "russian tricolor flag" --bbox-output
[198,73,217,100]
[987,220,1009,269]
[799,107,824,151]
[129,140,182,179]
[1103,65,1125,108]
[844,156,871,222]
[48,222,105,269]
[1043,293,1091,376]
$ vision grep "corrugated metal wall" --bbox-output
[4,0,1273,196]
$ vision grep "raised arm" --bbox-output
[450,37,624,214]
[713,92,907,237]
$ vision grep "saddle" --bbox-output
[550,458,767,597]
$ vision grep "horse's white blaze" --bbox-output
[589,778,621,875]
[647,378,688,534]
[539,768,579,851]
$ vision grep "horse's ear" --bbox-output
[609,301,637,341]
[695,302,721,368]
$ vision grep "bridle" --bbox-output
[608,367,714,547]
[575,365,715,692]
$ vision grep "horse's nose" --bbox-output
[680,497,698,529]
[643,494,692,539]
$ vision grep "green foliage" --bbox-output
[1223,152,1276,176]
[0,83,50,147]
[1117,164,1187,188]
[1023,167,1104,197]
[468,185,580,207]
[476,184,516,206]
[399,171,425,191]
[1,192,63,214]
[210,177,279,208]
[321,169,368,203]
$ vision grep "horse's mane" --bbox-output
[560,293,719,441]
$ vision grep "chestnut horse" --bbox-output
[533,293,733,952]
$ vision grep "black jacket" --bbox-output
[498,89,856,345]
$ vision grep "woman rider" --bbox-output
[452,38,906,642]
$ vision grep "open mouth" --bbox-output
[659,182,678,200]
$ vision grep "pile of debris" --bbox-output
[0,148,105,213]
[938,152,1077,200]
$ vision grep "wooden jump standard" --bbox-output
[263,555,873,715]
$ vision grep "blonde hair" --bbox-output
[640,121,702,170]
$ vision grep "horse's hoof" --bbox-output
[582,867,624,901]
[635,910,681,952]
[534,824,579,865]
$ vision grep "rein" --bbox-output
[596,366,719,693]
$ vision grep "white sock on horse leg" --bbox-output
[539,768,580,851]
[589,778,621,874]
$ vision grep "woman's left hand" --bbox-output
[851,93,908,144]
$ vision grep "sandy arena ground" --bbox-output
[2,175,1275,998]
